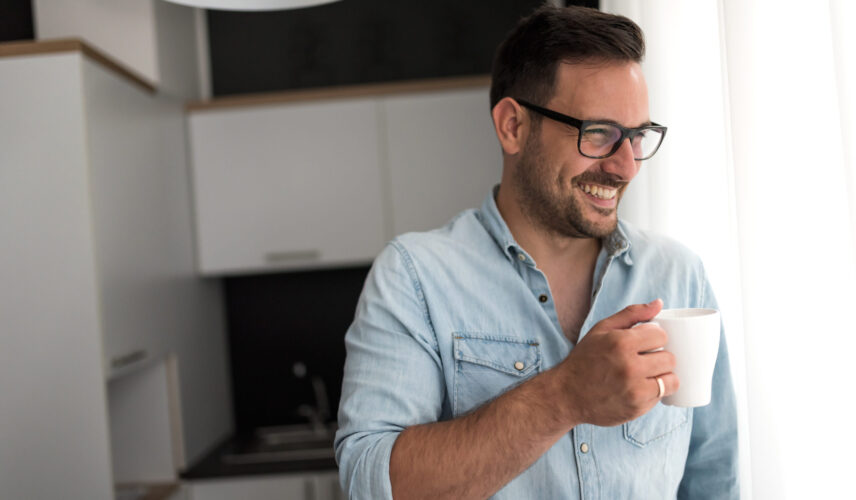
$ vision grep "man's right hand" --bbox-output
[554,298,679,427]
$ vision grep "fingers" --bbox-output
[629,322,667,353]
[637,349,675,378]
[594,298,663,332]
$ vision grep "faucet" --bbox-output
[294,362,331,434]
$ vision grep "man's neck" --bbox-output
[495,184,602,271]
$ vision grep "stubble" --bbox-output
[512,127,623,240]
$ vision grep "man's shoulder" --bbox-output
[367,208,498,292]
[389,208,489,257]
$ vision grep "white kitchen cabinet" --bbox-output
[383,87,503,236]
[187,471,341,500]
[311,472,344,500]
[187,80,502,276]
[0,41,231,499]
[82,50,180,375]
[188,98,387,275]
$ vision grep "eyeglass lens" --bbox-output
[581,123,664,160]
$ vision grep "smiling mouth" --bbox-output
[578,182,618,200]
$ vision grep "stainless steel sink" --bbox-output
[221,423,337,464]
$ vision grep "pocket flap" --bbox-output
[453,334,541,377]
[623,404,690,447]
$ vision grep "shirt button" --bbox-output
[517,253,526,261]
[514,361,525,371]
[580,443,589,453]
[538,294,548,303]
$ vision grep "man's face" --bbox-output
[513,61,650,239]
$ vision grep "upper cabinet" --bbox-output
[187,78,502,276]
[188,97,386,275]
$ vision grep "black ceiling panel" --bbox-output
[0,0,35,42]
[207,0,598,96]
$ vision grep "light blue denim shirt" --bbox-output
[335,187,739,499]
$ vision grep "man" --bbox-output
[335,5,739,499]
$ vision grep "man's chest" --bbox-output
[547,273,594,344]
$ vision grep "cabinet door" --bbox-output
[187,475,307,500]
[310,471,343,500]
[83,57,205,376]
[382,87,503,236]
[188,98,386,275]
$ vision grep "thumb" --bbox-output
[593,299,663,332]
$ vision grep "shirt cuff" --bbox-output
[339,431,400,499]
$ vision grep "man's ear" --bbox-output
[491,97,528,156]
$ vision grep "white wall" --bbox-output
[154,0,203,100]
[33,0,160,83]
[33,0,202,99]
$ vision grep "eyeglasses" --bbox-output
[515,98,667,161]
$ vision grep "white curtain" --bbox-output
[601,1,856,498]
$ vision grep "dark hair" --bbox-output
[490,5,645,109]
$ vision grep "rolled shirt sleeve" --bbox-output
[335,241,446,499]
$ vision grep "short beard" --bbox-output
[512,126,622,239]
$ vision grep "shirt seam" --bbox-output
[390,240,440,352]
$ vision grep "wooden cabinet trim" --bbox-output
[0,38,156,94]
[186,74,492,112]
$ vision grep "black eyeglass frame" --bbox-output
[515,98,668,161]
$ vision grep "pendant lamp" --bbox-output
[162,0,341,11]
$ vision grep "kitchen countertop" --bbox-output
[181,434,337,480]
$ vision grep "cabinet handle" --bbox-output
[110,349,148,370]
[265,249,320,263]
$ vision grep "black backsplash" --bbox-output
[224,265,371,433]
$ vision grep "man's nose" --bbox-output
[601,137,639,179]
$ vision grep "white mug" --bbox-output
[652,308,721,407]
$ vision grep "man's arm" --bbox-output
[389,365,570,500]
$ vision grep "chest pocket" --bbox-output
[452,333,541,417]
[624,403,691,447]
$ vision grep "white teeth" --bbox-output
[579,183,617,200]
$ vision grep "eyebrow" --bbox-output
[586,117,654,128]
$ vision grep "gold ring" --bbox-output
[656,376,665,398]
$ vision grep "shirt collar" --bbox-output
[477,184,634,266]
